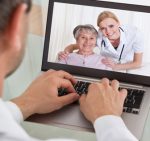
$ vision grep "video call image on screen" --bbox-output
[48,1,150,76]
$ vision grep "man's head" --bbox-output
[0,0,31,77]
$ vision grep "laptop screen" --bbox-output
[42,0,150,86]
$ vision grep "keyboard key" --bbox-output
[58,81,145,114]
[126,108,133,113]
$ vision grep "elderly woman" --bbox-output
[58,24,111,70]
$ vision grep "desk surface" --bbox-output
[22,121,96,141]
[23,112,150,141]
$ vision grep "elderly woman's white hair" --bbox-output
[73,24,98,39]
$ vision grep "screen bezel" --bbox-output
[42,0,150,86]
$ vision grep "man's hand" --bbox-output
[79,78,127,124]
[11,70,79,119]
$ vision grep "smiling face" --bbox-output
[99,17,120,41]
[76,30,97,55]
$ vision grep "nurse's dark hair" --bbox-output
[0,0,32,33]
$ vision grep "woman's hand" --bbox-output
[101,57,116,69]
[58,51,69,60]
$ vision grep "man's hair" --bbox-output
[0,0,32,33]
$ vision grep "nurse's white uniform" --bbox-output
[95,25,144,64]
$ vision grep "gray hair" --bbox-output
[73,24,98,39]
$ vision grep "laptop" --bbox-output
[28,0,150,140]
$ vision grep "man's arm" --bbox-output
[79,78,138,141]
[94,115,138,141]
[1,70,81,141]
[11,70,79,120]
[4,101,24,123]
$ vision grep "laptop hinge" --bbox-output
[74,75,144,89]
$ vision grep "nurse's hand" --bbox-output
[79,78,127,124]
[102,57,116,69]
[11,70,79,120]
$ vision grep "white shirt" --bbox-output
[96,25,144,64]
[0,98,138,141]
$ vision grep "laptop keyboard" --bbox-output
[58,81,145,114]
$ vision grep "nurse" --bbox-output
[59,11,144,71]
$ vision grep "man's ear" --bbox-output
[5,4,27,50]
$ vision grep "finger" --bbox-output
[64,54,68,58]
[58,93,79,107]
[58,52,67,60]
[120,89,127,104]
[43,70,56,77]
[64,51,69,55]
[37,70,55,80]
[102,60,112,66]
[79,94,87,113]
[101,59,107,64]
[111,79,119,90]
[106,64,112,68]
[86,83,102,99]
[62,53,69,58]
[79,94,86,105]
[59,79,76,93]
[61,51,69,59]
[88,83,98,92]
[101,78,110,86]
[58,52,62,57]
[57,70,77,84]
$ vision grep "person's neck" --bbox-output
[77,51,94,56]
[0,59,7,98]
[110,37,120,48]
[110,29,121,47]
[0,72,5,98]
